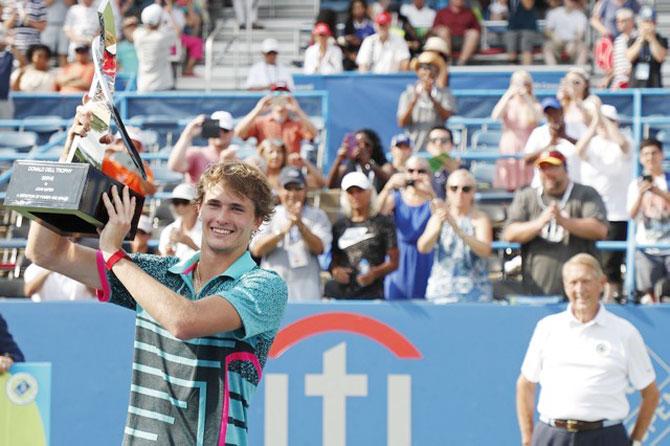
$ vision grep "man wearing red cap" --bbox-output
[501,150,608,297]
[356,11,410,73]
[303,22,343,74]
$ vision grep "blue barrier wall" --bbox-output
[2,301,669,445]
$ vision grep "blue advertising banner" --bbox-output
[0,362,51,446]
[1,301,669,445]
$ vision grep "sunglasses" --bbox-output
[449,185,473,193]
[407,168,427,174]
[418,63,437,71]
[171,198,191,206]
[284,184,305,191]
[429,137,451,144]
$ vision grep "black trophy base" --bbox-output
[3,160,145,239]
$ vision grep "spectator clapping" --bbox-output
[418,169,493,303]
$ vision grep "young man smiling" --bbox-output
[26,111,288,445]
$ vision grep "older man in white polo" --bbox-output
[516,253,659,446]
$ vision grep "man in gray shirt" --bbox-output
[397,51,455,151]
[501,150,608,296]
[250,166,332,301]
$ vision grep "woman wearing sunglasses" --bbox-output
[418,169,493,303]
[378,156,435,300]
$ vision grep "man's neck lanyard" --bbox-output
[536,181,574,242]
[536,181,574,210]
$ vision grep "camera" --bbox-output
[201,118,221,139]
[642,174,653,183]
[405,179,415,187]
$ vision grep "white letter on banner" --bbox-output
[305,343,368,446]
[387,375,412,446]
[265,374,288,446]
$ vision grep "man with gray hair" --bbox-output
[516,253,659,446]
[604,7,635,89]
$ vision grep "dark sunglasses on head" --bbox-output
[407,168,427,174]
[429,137,451,144]
[171,198,191,206]
[449,185,473,193]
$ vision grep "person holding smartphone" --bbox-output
[325,128,392,192]
[235,89,317,153]
[378,156,435,300]
[627,138,670,304]
[168,110,237,184]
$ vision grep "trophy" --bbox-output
[3,0,145,239]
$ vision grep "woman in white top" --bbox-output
[304,22,343,75]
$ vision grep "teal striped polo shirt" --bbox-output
[104,251,287,445]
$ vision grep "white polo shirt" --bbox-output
[356,33,410,74]
[521,305,655,421]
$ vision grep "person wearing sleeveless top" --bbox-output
[418,169,493,303]
[378,155,435,299]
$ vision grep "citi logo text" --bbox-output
[264,312,422,446]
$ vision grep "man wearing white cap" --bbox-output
[245,38,295,91]
[133,3,179,92]
[159,183,202,260]
[575,101,632,300]
[169,110,236,184]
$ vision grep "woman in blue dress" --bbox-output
[418,169,493,303]
[379,155,435,299]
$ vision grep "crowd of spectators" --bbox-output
[52,64,652,305]
[0,0,205,94]
[0,1,667,95]
[1,1,669,306]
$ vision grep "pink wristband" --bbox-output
[95,250,111,302]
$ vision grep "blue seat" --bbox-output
[471,129,502,151]
[152,166,184,187]
[0,131,38,153]
[21,115,65,145]
[470,162,496,188]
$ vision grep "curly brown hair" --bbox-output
[195,161,275,224]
